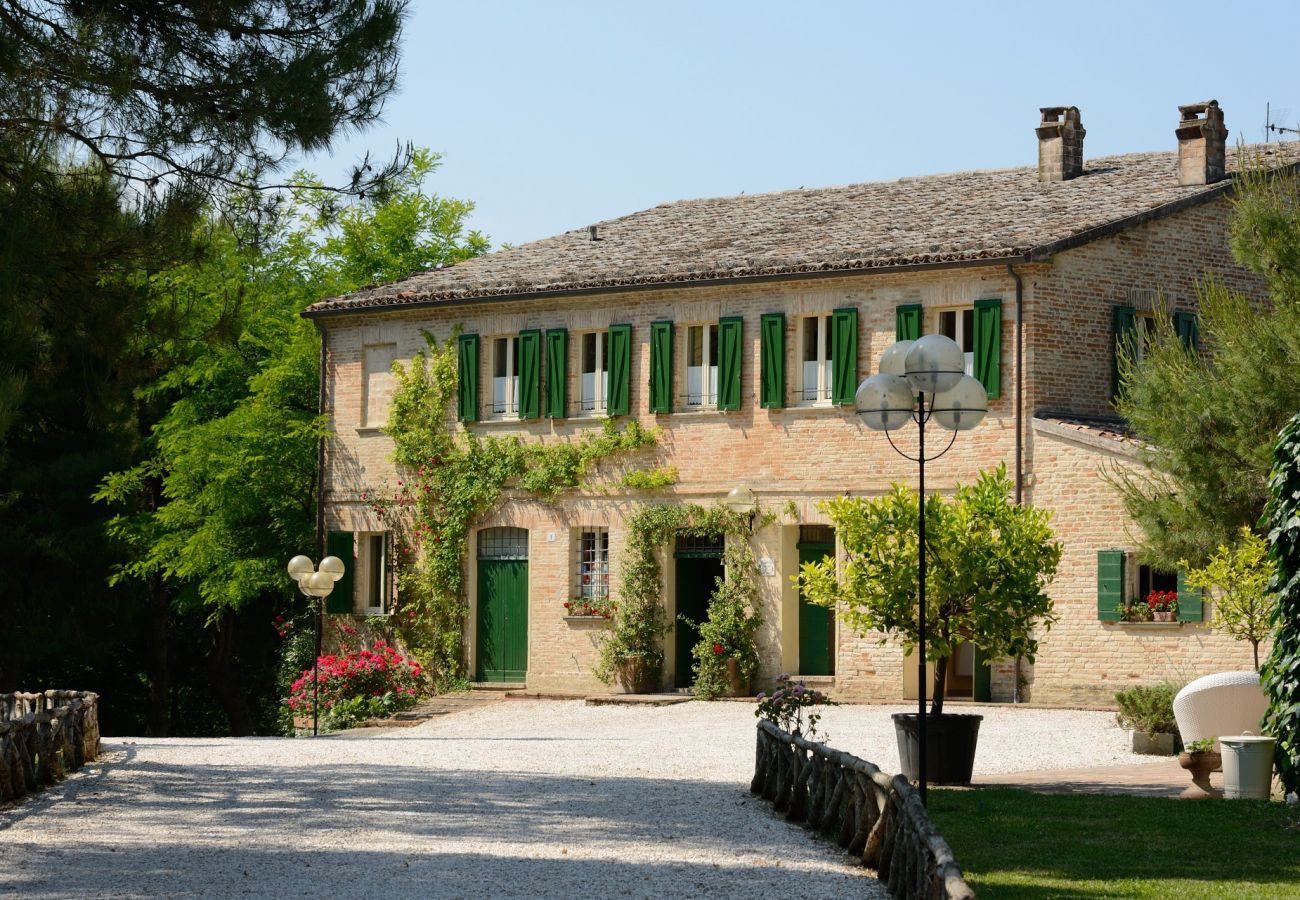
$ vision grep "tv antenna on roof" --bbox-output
[1265,102,1299,141]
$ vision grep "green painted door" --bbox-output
[674,554,724,689]
[476,528,529,682]
[476,559,528,681]
[798,542,835,676]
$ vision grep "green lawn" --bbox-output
[927,788,1300,899]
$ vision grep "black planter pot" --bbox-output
[892,712,983,786]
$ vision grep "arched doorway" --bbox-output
[476,527,529,682]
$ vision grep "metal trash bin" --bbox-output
[1220,731,1276,800]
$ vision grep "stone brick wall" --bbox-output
[322,266,1021,694]
[316,193,1270,702]
[1024,422,1263,705]
[1025,198,1265,420]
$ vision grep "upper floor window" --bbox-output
[579,331,610,415]
[685,323,719,408]
[361,343,397,427]
[1133,311,1158,363]
[936,308,975,377]
[491,336,521,418]
[798,314,834,404]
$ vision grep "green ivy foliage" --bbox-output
[798,464,1061,715]
[381,331,657,687]
[1262,413,1300,794]
[595,503,762,694]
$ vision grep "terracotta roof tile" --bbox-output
[307,142,1300,315]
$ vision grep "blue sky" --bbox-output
[306,1,1300,249]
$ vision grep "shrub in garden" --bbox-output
[286,640,423,731]
[1114,682,1180,739]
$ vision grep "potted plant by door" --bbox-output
[615,652,660,694]
[798,465,1062,786]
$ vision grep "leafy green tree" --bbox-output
[798,465,1061,715]
[0,159,195,721]
[95,153,485,734]
[1181,527,1278,670]
[1114,168,1300,569]
[1262,414,1300,795]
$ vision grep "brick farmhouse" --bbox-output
[305,103,1298,705]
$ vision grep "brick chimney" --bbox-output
[1036,107,1085,182]
[1176,101,1227,186]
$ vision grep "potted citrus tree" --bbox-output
[798,464,1061,785]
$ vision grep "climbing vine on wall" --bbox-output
[1262,413,1300,795]
[597,502,767,697]
[375,330,658,687]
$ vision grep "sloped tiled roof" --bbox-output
[306,142,1300,317]
[1033,415,1141,457]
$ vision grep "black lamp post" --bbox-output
[287,554,346,736]
[856,334,987,804]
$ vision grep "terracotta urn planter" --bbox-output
[1178,750,1223,799]
[616,656,659,694]
[725,657,747,698]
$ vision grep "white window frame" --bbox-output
[797,314,834,406]
[935,307,975,377]
[490,335,521,419]
[578,331,609,416]
[361,532,390,615]
[576,528,610,601]
[684,323,719,409]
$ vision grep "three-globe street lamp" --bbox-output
[856,333,988,805]
[287,554,346,736]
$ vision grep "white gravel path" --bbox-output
[0,700,1142,899]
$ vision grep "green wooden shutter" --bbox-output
[1097,549,1125,621]
[1174,311,1200,352]
[896,304,922,341]
[457,333,479,422]
[545,328,567,419]
[325,531,354,614]
[831,307,859,406]
[1112,305,1137,399]
[973,298,1002,399]
[1177,570,1203,621]
[607,324,632,416]
[649,321,673,413]
[518,329,541,419]
[760,313,785,409]
[718,316,743,411]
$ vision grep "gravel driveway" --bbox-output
[0,700,1142,898]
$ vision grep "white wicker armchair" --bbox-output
[1173,671,1268,744]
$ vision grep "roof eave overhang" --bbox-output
[301,252,1033,322]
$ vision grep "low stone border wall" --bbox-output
[0,691,101,803]
[751,720,974,900]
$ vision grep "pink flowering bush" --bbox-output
[755,674,835,739]
[286,640,424,730]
